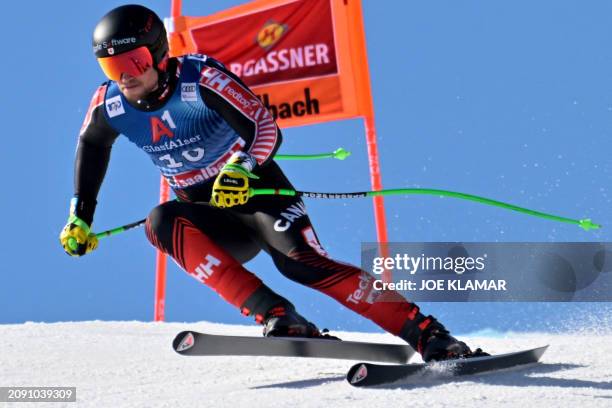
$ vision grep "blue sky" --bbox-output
[1,0,611,334]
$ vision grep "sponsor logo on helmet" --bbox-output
[256,20,288,49]
[105,95,125,118]
[350,364,368,384]
[176,332,195,352]
[93,37,137,53]
[144,14,154,33]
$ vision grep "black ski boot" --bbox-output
[262,304,339,340]
[401,315,488,362]
[420,323,489,362]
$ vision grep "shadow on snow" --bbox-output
[251,363,612,391]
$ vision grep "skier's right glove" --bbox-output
[211,152,259,208]
[60,215,98,257]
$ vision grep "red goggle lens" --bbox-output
[97,46,153,81]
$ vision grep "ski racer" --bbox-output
[59,4,486,362]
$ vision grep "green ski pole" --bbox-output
[69,184,601,250]
[66,149,351,251]
[67,219,147,251]
[274,147,351,161]
[249,188,601,231]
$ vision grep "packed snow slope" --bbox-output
[1,321,611,407]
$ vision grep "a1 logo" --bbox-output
[149,110,205,169]
[151,110,176,143]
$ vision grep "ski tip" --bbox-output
[532,345,549,361]
[346,363,369,385]
[172,331,196,353]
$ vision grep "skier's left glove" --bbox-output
[211,152,259,208]
[59,199,99,257]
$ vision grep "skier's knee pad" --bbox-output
[145,201,181,250]
[147,201,181,226]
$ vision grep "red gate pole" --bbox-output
[154,0,183,322]
[351,0,391,282]
[154,177,170,322]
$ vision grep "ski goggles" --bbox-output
[97,46,153,81]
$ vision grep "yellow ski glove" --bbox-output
[211,153,259,208]
[60,215,98,257]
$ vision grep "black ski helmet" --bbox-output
[93,4,168,76]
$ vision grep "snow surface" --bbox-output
[1,321,611,407]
